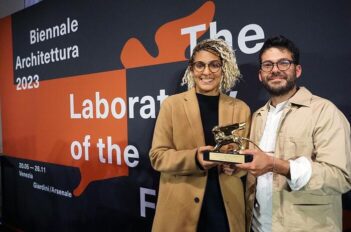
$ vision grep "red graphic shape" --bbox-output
[121,1,215,68]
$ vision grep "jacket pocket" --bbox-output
[280,136,313,160]
[280,191,333,228]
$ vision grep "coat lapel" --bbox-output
[183,88,205,147]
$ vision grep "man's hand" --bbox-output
[236,149,290,177]
[197,146,220,170]
[235,149,274,176]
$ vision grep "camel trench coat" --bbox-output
[150,88,251,232]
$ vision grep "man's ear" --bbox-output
[258,70,263,82]
[295,64,302,78]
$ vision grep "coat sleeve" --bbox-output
[234,102,251,178]
[304,102,351,195]
[149,98,203,175]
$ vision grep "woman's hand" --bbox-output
[221,163,237,175]
[196,146,219,170]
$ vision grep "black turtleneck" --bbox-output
[196,93,229,232]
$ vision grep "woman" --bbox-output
[149,39,250,232]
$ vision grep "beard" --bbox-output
[261,72,297,96]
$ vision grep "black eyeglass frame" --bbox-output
[260,59,296,72]
[191,60,223,73]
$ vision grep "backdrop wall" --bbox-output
[0,0,350,231]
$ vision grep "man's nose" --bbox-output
[271,63,280,72]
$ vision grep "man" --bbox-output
[237,35,351,231]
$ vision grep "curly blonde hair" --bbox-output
[181,39,241,93]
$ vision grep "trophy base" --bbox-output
[203,151,253,164]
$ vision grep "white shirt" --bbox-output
[252,101,312,232]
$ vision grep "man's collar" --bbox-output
[258,86,313,114]
[288,86,312,107]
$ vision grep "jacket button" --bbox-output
[194,197,200,203]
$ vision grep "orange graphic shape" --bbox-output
[2,70,129,196]
[121,1,215,68]
[1,69,129,196]
[0,0,217,197]
[0,19,129,196]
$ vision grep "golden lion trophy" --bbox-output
[203,122,260,163]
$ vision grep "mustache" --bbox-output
[267,72,287,80]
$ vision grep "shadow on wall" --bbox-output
[343,192,351,231]
[237,63,268,112]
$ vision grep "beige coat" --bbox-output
[149,88,250,232]
[246,87,351,232]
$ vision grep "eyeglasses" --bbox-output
[260,59,295,72]
[192,60,222,73]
